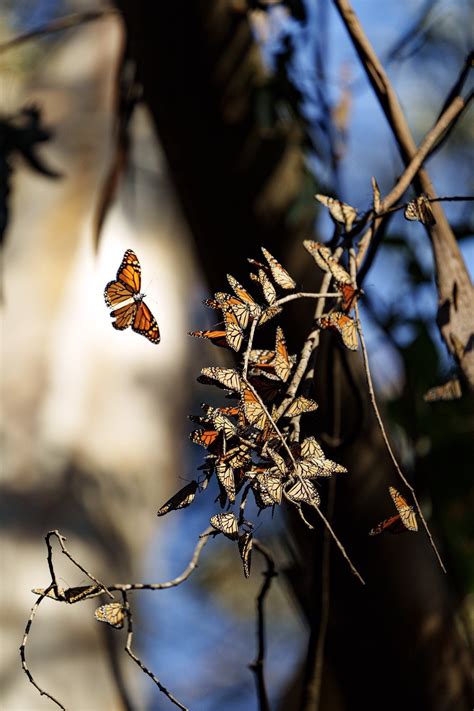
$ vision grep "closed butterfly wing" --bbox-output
[265,446,287,475]
[286,479,320,506]
[253,269,277,305]
[189,329,229,348]
[257,471,283,505]
[258,305,283,325]
[222,306,244,352]
[326,256,352,286]
[215,291,250,331]
[390,487,418,531]
[300,436,325,459]
[423,378,462,402]
[294,457,327,479]
[216,460,236,503]
[238,531,253,578]
[210,512,239,540]
[404,195,436,226]
[318,312,358,351]
[94,602,126,629]
[242,386,268,430]
[273,326,292,382]
[261,246,296,289]
[157,480,199,516]
[284,396,318,418]
[303,240,333,272]
[315,194,357,231]
[223,443,252,469]
[227,274,261,319]
[337,282,360,312]
[200,367,242,392]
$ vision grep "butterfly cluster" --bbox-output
[157,246,352,578]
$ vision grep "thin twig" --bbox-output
[121,592,189,711]
[46,530,114,600]
[274,292,338,307]
[20,585,66,711]
[243,316,259,380]
[354,302,446,572]
[249,540,277,711]
[356,93,471,267]
[0,10,118,54]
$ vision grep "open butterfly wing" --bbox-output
[104,279,135,307]
[110,302,137,330]
[116,249,141,292]
[132,301,161,343]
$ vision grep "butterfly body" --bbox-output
[104,249,160,344]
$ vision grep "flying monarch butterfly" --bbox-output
[369,486,418,535]
[261,246,296,290]
[318,312,358,351]
[189,329,229,348]
[200,367,242,392]
[210,512,239,540]
[315,194,358,231]
[227,274,261,319]
[284,395,319,418]
[157,480,199,516]
[94,602,126,629]
[404,194,436,226]
[242,385,268,430]
[251,269,277,305]
[423,378,462,402]
[238,532,253,578]
[104,249,160,344]
[286,478,321,506]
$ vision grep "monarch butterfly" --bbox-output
[189,329,229,348]
[157,480,199,516]
[222,443,252,469]
[227,274,261,319]
[304,239,353,286]
[210,512,239,540]
[94,602,126,629]
[259,304,283,325]
[215,300,244,351]
[257,471,283,505]
[300,437,347,474]
[315,194,357,231]
[104,249,160,344]
[369,486,418,535]
[215,291,249,335]
[423,378,461,402]
[190,428,220,449]
[404,194,436,226]
[201,405,238,439]
[286,478,321,506]
[216,460,236,503]
[242,386,268,430]
[273,326,292,382]
[200,367,242,392]
[336,282,361,312]
[32,585,104,603]
[265,446,287,475]
[318,312,358,351]
[261,246,296,290]
[251,269,277,305]
[238,532,253,578]
[284,395,319,418]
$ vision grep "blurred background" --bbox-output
[0,1,472,709]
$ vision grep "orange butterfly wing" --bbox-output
[110,302,137,330]
[132,300,161,344]
[116,249,142,292]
